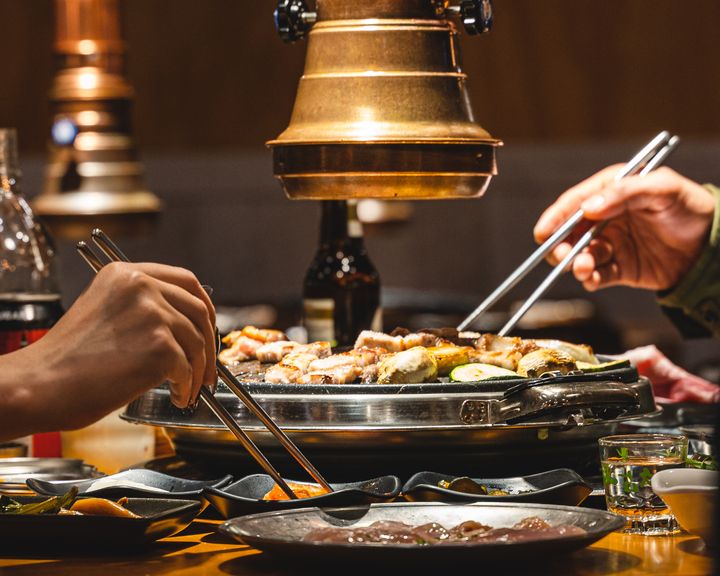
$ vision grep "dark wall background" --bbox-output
[1,1,718,372]
[3,1,720,151]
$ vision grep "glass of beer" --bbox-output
[599,434,688,535]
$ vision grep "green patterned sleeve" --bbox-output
[657,184,720,338]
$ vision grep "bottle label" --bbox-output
[303,298,335,343]
[0,328,49,354]
[371,307,383,332]
[347,200,363,238]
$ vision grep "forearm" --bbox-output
[0,347,52,442]
[0,340,100,441]
[658,184,720,338]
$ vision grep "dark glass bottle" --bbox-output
[303,200,381,347]
[0,128,63,457]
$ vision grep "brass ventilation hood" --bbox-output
[268,0,501,200]
[33,0,161,240]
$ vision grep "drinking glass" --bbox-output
[599,434,688,535]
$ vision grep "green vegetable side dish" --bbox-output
[0,486,78,515]
[449,363,520,382]
[686,454,718,470]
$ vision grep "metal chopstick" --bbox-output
[78,233,332,499]
[496,134,680,336]
[457,130,674,333]
[89,229,334,493]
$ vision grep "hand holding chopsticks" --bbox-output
[77,229,333,500]
[458,131,682,335]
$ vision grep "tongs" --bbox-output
[76,229,333,500]
[458,130,680,335]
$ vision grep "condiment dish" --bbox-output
[651,468,718,546]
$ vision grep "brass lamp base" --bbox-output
[271,140,499,199]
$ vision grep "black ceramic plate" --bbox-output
[219,502,625,565]
[0,497,201,554]
[26,468,233,499]
[203,474,402,519]
[401,469,592,506]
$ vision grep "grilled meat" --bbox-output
[472,334,539,371]
[354,330,405,352]
[255,341,300,363]
[297,365,362,385]
[241,326,287,343]
[529,339,597,364]
[218,335,264,364]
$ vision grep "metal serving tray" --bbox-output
[123,362,658,451]
[124,359,659,480]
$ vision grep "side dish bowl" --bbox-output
[402,469,592,506]
[27,468,233,500]
[651,468,718,547]
[0,497,202,554]
[202,474,402,518]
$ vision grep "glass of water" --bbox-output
[599,434,688,535]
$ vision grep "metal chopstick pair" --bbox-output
[77,228,333,500]
[457,130,680,335]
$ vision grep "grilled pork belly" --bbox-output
[218,335,264,364]
[297,365,362,385]
[401,332,441,349]
[264,352,319,383]
[308,347,384,372]
[529,339,597,364]
[468,349,522,371]
[354,330,405,352]
[255,341,300,363]
[472,334,540,371]
[297,341,333,359]
[241,326,287,343]
[361,363,380,383]
[264,364,303,384]
[280,352,318,372]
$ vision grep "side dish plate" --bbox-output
[203,474,402,519]
[402,469,592,506]
[0,497,202,554]
[27,468,233,499]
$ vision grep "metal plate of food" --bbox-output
[219,502,624,565]
[123,328,659,478]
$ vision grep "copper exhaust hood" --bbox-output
[268,0,501,200]
[33,0,161,240]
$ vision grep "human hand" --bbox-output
[21,262,216,429]
[613,345,720,404]
[534,166,716,291]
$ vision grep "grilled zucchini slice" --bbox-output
[449,363,520,382]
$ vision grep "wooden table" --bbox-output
[0,518,713,576]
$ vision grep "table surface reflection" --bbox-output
[0,518,714,576]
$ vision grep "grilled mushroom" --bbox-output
[516,349,577,378]
[377,347,438,384]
